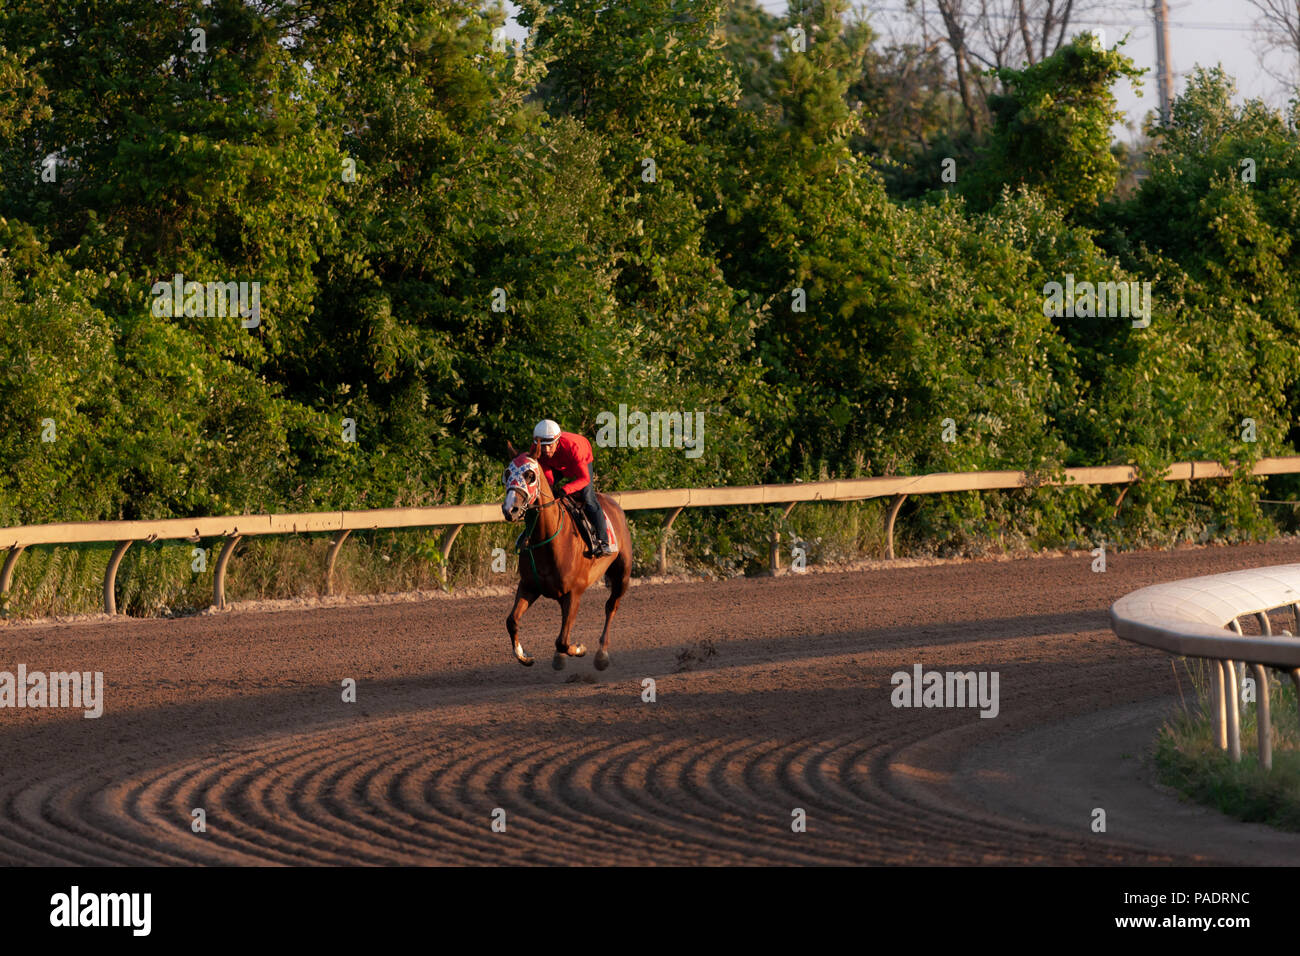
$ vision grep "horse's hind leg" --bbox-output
[552,591,586,670]
[595,555,629,671]
[507,587,537,666]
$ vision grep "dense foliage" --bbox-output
[3,0,1298,584]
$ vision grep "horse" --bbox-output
[500,446,633,671]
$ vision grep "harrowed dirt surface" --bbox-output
[5,539,1300,866]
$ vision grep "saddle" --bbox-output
[514,492,616,559]
[561,495,602,557]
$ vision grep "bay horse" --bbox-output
[500,446,632,671]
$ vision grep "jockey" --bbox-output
[532,419,614,557]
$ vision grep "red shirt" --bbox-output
[541,432,593,494]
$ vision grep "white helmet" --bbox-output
[533,419,561,444]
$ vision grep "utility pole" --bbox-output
[1153,0,1174,122]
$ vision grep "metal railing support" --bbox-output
[657,507,683,575]
[439,525,464,583]
[213,535,242,610]
[1112,567,1300,773]
[770,502,799,574]
[1213,659,1228,750]
[1241,614,1276,767]
[1112,483,1132,518]
[0,545,24,617]
[1250,663,1272,770]
[885,494,907,560]
[1225,659,1242,762]
[1291,670,1300,731]
[1287,608,1300,730]
[324,530,350,596]
[103,540,132,615]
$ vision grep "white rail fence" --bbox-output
[1111,566,1300,769]
[2,456,1299,616]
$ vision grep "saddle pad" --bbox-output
[516,506,617,554]
[601,508,618,554]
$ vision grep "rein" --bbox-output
[514,489,567,584]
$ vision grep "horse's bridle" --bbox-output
[503,458,559,512]
[504,456,567,582]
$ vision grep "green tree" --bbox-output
[960,35,1143,217]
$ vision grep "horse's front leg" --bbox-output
[507,586,537,666]
[594,588,624,671]
[551,591,586,670]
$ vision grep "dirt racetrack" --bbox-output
[5,539,1300,866]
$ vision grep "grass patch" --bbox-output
[1155,658,1300,831]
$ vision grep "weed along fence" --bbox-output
[3,456,1300,618]
[1111,566,1300,770]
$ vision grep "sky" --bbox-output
[500,0,1296,147]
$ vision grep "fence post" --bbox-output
[1289,670,1300,731]
[1250,663,1272,770]
[658,507,684,575]
[439,525,464,584]
[770,502,798,574]
[0,545,25,618]
[103,540,133,614]
[1225,659,1242,762]
[325,530,350,596]
[1213,659,1227,750]
[885,494,907,560]
[213,535,242,610]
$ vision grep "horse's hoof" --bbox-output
[567,643,587,658]
[552,653,566,671]
[594,650,610,671]
[514,644,534,666]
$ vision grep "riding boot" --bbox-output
[579,481,613,556]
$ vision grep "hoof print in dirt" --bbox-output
[565,673,597,684]
[674,638,719,673]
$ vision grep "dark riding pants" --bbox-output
[574,467,610,547]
